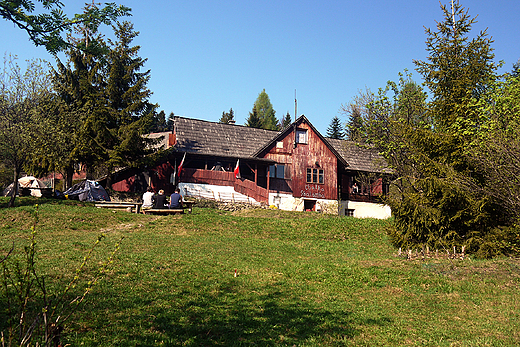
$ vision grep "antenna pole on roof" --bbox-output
[294,89,297,122]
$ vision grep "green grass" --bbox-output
[1,197,519,346]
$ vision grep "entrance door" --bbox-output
[304,199,316,211]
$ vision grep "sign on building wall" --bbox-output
[300,184,325,199]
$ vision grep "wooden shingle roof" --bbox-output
[173,116,279,159]
[168,116,390,173]
[326,138,390,173]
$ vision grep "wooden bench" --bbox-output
[94,201,143,214]
[142,208,184,215]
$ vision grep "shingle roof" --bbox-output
[169,116,390,173]
[173,116,279,159]
[146,132,170,150]
[326,138,390,173]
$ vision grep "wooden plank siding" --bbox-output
[262,121,338,201]
[110,167,150,193]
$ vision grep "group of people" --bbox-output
[141,187,183,210]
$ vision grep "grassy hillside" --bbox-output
[1,198,519,346]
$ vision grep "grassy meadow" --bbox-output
[1,197,519,346]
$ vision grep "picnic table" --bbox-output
[142,200,195,215]
[94,201,143,214]
[142,208,184,215]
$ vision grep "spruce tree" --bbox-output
[166,112,175,130]
[107,21,152,127]
[512,59,520,77]
[105,21,156,185]
[149,110,167,132]
[245,106,262,128]
[414,0,498,131]
[52,22,109,182]
[326,116,345,139]
[219,108,235,124]
[52,16,155,184]
[278,112,292,130]
[384,1,502,256]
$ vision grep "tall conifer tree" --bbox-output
[383,1,502,256]
[252,89,277,130]
[104,21,155,185]
[52,15,109,183]
[245,105,262,129]
[278,112,292,130]
[326,116,345,139]
[219,108,235,124]
[52,9,155,185]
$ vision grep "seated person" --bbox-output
[142,187,155,210]
[211,162,225,171]
[153,189,168,209]
[170,188,183,209]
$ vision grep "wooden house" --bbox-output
[110,115,392,218]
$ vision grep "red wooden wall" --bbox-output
[262,120,338,201]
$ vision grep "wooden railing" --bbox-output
[234,178,268,203]
[181,168,234,186]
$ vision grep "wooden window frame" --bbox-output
[296,129,308,144]
[269,164,288,179]
[306,168,324,184]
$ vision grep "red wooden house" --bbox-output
[110,115,392,218]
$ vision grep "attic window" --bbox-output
[296,129,307,144]
[276,141,283,149]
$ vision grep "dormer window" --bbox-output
[296,129,308,144]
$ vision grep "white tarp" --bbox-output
[2,176,47,197]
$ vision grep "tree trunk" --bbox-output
[7,164,20,208]
[105,172,112,191]
[65,164,74,190]
[85,165,93,180]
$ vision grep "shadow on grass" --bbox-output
[81,279,392,346]
[0,196,87,209]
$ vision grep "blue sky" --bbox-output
[1,0,519,135]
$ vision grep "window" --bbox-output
[296,129,308,144]
[306,168,324,184]
[345,209,355,217]
[276,165,284,179]
[276,141,284,149]
[269,164,286,179]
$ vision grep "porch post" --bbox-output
[267,165,270,193]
